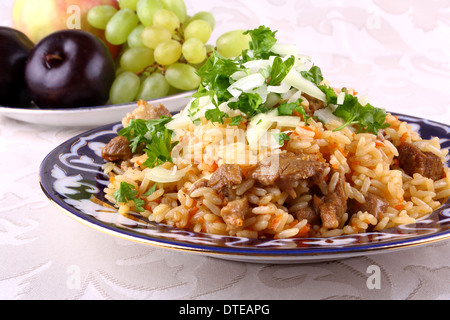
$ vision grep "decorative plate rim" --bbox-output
[38,112,450,261]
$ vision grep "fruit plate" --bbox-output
[39,113,450,264]
[0,91,194,127]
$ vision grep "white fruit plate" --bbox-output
[0,91,194,128]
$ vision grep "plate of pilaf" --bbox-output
[39,26,450,263]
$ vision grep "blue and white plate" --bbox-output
[39,113,450,263]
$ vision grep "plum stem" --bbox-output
[45,54,63,62]
[44,53,64,68]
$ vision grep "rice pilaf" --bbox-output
[101,26,450,240]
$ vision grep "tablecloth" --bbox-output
[1,0,450,300]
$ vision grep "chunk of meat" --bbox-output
[251,153,327,197]
[313,170,347,229]
[208,164,243,196]
[293,202,320,225]
[396,143,444,180]
[303,94,325,116]
[102,136,133,162]
[122,102,172,127]
[347,192,388,219]
[220,197,249,231]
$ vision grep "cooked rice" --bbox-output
[102,103,450,239]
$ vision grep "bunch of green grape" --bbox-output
[87,0,222,105]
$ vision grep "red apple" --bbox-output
[12,0,121,59]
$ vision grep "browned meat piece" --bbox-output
[102,136,133,162]
[122,102,172,127]
[313,170,347,229]
[208,164,243,196]
[397,143,444,180]
[251,153,327,197]
[293,202,320,225]
[348,192,388,219]
[146,103,172,119]
[220,197,250,230]
[303,93,325,116]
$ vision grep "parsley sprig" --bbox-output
[114,182,145,213]
[267,56,295,86]
[277,99,308,121]
[241,26,278,62]
[195,52,241,108]
[300,65,323,86]
[318,86,390,134]
[228,91,268,118]
[192,52,242,124]
[273,132,291,145]
[118,117,179,169]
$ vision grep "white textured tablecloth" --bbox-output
[1,0,450,300]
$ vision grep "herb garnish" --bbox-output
[143,183,157,196]
[192,25,286,125]
[195,52,241,107]
[227,91,267,118]
[318,86,390,134]
[118,117,179,168]
[229,115,244,126]
[273,132,291,145]
[241,25,278,62]
[268,56,295,86]
[114,182,145,212]
[191,25,389,136]
[300,65,324,86]
[277,99,308,121]
[192,52,242,124]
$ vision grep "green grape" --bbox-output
[120,47,154,73]
[216,29,252,58]
[137,73,170,100]
[105,9,139,45]
[141,26,172,49]
[182,38,206,64]
[110,72,141,104]
[119,0,138,10]
[154,40,182,65]
[115,67,125,77]
[165,63,201,91]
[161,0,187,23]
[153,9,180,34]
[136,0,164,26]
[184,20,212,44]
[189,11,215,30]
[87,5,117,30]
[128,24,146,48]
